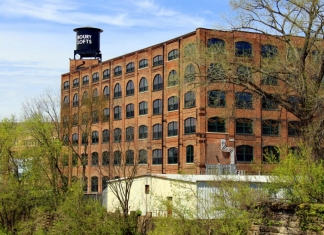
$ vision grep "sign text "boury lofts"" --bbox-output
[77,35,92,45]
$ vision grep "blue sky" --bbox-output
[0,0,232,119]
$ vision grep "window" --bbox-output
[186,145,194,163]
[153,99,162,114]
[207,63,225,81]
[73,78,79,87]
[168,49,179,61]
[81,133,88,145]
[168,70,178,86]
[114,128,122,142]
[82,91,88,102]
[184,91,196,108]
[72,154,78,166]
[208,90,225,107]
[153,124,162,139]
[92,110,99,123]
[288,121,301,136]
[168,147,178,164]
[207,38,225,49]
[102,129,109,143]
[235,41,252,57]
[103,108,109,122]
[126,103,134,118]
[63,116,69,127]
[103,69,110,79]
[139,149,148,164]
[102,176,109,190]
[114,83,122,98]
[261,73,278,85]
[235,92,253,109]
[72,94,78,107]
[152,149,162,165]
[92,131,99,144]
[208,117,225,132]
[126,150,134,165]
[114,66,122,76]
[139,59,148,69]
[114,106,122,120]
[72,113,78,126]
[289,96,299,109]
[126,62,135,73]
[236,145,253,162]
[168,96,179,111]
[184,64,196,82]
[91,176,98,192]
[262,120,279,136]
[114,151,121,165]
[139,77,148,92]
[92,72,99,82]
[63,81,69,90]
[263,146,280,163]
[139,101,148,115]
[92,88,99,101]
[184,43,196,54]
[82,75,89,85]
[82,112,89,124]
[72,133,78,145]
[126,80,135,96]
[153,74,163,91]
[168,122,178,136]
[83,176,88,192]
[236,65,252,81]
[184,118,196,134]
[262,96,278,110]
[287,47,302,61]
[102,151,109,166]
[103,86,109,99]
[126,126,134,142]
[139,125,148,139]
[236,118,253,134]
[82,154,88,166]
[63,96,69,104]
[92,152,98,166]
[261,44,278,58]
[153,55,163,66]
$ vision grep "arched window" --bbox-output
[92,88,99,101]
[184,118,196,134]
[168,122,178,136]
[184,43,196,54]
[152,149,162,165]
[184,91,196,108]
[72,154,78,166]
[236,118,253,134]
[263,146,280,163]
[235,92,253,109]
[207,63,225,81]
[92,131,99,144]
[126,80,135,96]
[114,128,122,142]
[168,147,178,164]
[82,154,88,166]
[262,120,279,136]
[186,145,194,163]
[72,113,78,126]
[81,133,88,145]
[208,117,225,132]
[126,150,134,165]
[114,83,122,98]
[91,176,98,192]
[153,55,163,66]
[168,96,179,111]
[73,78,79,87]
[139,59,148,69]
[103,86,109,99]
[72,133,78,145]
[92,110,99,123]
[168,49,179,61]
[82,112,89,124]
[262,96,278,110]
[102,129,109,143]
[236,145,253,162]
[103,108,109,122]
[73,94,78,107]
[114,151,121,165]
[82,75,89,85]
[102,176,109,190]
[153,74,163,91]
[288,121,301,136]
[139,101,148,115]
[92,152,98,166]
[208,90,225,107]
[153,124,162,139]
[184,64,196,82]
[114,66,122,76]
[102,151,109,166]
[261,44,278,58]
[126,126,134,142]
[153,99,162,114]
[207,38,225,49]
[83,176,88,192]
[235,41,252,57]
[139,125,148,139]
[63,96,69,104]
[103,69,110,79]
[92,72,99,82]
[139,149,148,164]
[82,91,88,102]
[168,70,178,86]
[63,81,69,90]
[126,103,134,118]
[261,73,278,85]
[236,65,252,81]
[114,106,122,120]
[139,77,148,92]
[126,62,135,73]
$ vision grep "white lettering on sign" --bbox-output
[77,35,93,45]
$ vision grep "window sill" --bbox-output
[167,135,178,138]
[138,66,148,70]
[139,90,149,93]
[183,106,196,109]
[152,88,163,92]
[126,117,134,119]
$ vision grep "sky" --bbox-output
[0,0,233,119]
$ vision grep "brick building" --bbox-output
[61,28,299,193]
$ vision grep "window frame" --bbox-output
[153,55,163,67]
[168,147,178,164]
[126,62,135,73]
[139,125,148,139]
[168,96,179,111]
[114,66,122,76]
[114,106,122,120]
[114,128,122,142]
[235,41,252,57]
[186,145,194,163]
[125,126,134,142]
[153,99,162,115]
[236,145,254,163]
[152,149,162,165]
[114,83,122,98]
[126,103,135,118]
[184,118,196,134]
[103,69,110,79]
[168,70,178,86]
[184,91,196,108]
[92,72,99,82]
[153,74,163,91]
[126,80,135,96]
[139,101,148,115]
[262,120,280,136]
[82,75,89,85]
[236,118,253,134]
[102,129,109,143]
[139,59,148,69]
[91,152,99,166]
[168,49,179,61]
[168,121,178,137]
[92,131,99,144]
[208,117,226,133]
[235,92,253,109]
[139,77,148,92]
[153,124,162,139]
